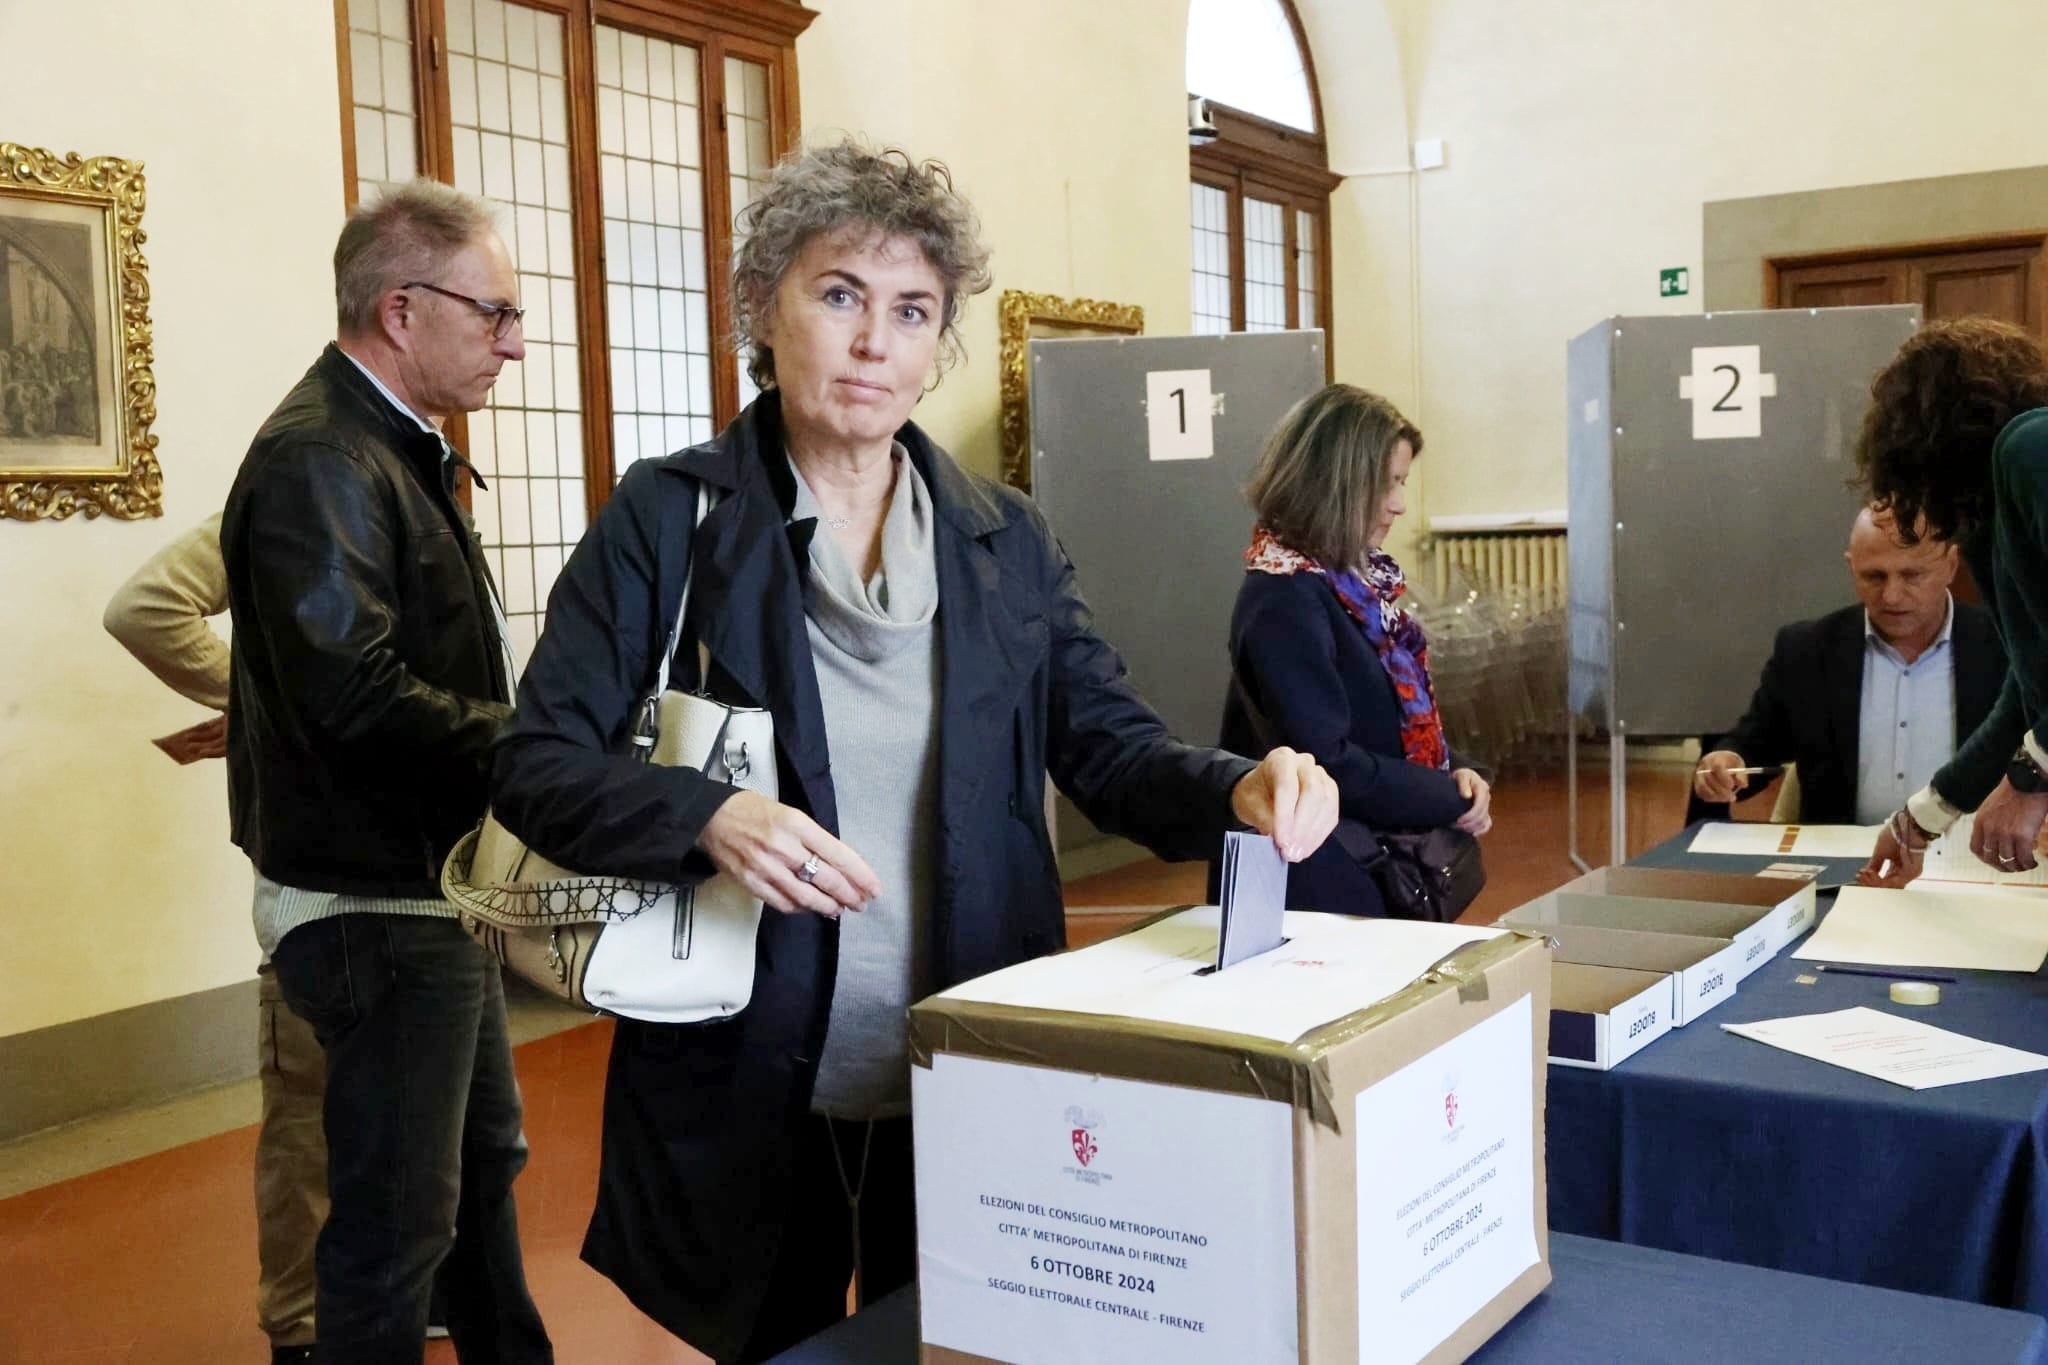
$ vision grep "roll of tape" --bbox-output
[1891,981,1941,1007]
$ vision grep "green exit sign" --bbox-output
[1660,267,1691,297]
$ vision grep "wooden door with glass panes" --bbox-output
[334,0,805,672]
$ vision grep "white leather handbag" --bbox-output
[443,485,775,1023]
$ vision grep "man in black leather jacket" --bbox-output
[221,180,552,1365]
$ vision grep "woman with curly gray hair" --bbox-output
[490,138,1338,1361]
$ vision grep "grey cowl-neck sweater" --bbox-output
[789,448,941,1119]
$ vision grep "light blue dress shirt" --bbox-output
[1855,595,1956,826]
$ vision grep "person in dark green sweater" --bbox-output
[1858,318,2048,884]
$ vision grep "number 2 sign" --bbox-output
[1679,344,1778,440]
[1145,368,1215,462]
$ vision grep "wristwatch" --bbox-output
[2007,746,2048,795]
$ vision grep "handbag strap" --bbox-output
[632,481,717,760]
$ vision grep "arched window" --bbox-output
[1187,0,1335,356]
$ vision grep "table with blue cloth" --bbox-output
[1547,824,2048,1312]
[766,1233,2048,1363]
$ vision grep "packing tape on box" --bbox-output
[1890,981,1940,1006]
[908,927,1543,1131]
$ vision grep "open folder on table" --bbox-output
[1793,884,2048,972]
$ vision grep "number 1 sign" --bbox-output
[1679,344,1779,440]
[1145,368,1216,461]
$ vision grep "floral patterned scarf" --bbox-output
[1245,525,1449,771]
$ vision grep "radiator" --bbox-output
[1427,524,1569,613]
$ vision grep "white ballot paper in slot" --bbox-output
[1216,830,1288,970]
[1687,823,1883,860]
[1723,1006,2048,1089]
[1792,885,2048,973]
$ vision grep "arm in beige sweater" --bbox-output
[104,511,231,711]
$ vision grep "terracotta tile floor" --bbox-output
[0,764,1717,1363]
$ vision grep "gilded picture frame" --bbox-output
[0,143,161,521]
[997,289,1143,493]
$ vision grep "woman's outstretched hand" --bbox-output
[1231,747,1341,862]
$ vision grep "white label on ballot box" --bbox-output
[914,1053,1298,1364]
[1354,995,1538,1365]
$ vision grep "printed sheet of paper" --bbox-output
[1723,1006,2048,1090]
[1920,814,2048,888]
[1792,885,2048,972]
[1354,995,1539,1364]
[1687,823,1882,860]
[915,1054,1298,1364]
[938,908,1500,1045]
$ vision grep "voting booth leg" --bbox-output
[1564,718,1628,873]
[1610,733,1627,867]
[1567,719,1589,874]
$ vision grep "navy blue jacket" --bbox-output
[488,393,1253,1358]
[1216,569,1471,916]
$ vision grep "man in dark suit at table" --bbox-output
[1690,504,2005,824]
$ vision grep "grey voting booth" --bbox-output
[1566,305,1922,868]
[1026,330,1326,852]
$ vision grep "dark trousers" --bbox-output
[729,1114,916,1365]
[272,913,553,1365]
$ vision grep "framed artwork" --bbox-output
[997,289,1143,493]
[0,143,160,520]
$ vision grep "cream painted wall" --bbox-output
[1,0,1198,1039]
[1370,0,2048,521]
[0,4,345,1036]
[800,0,1194,482]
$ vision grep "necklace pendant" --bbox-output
[825,515,851,531]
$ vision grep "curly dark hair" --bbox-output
[1854,317,2048,543]
[732,139,992,391]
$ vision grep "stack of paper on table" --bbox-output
[1724,1006,2048,1089]
[1686,823,1883,860]
[1792,884,2048,972]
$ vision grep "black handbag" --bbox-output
[1369,826,1486,923]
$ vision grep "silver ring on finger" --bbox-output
[1999,854,2019,866]
[796,854,823,884]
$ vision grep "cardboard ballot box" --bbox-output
[1559,866,1817,955]
[1499,895,1740,1026]
[1548,962,1672,1070]
[908,909,1552,1365]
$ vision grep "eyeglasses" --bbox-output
[403,281,525,339]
